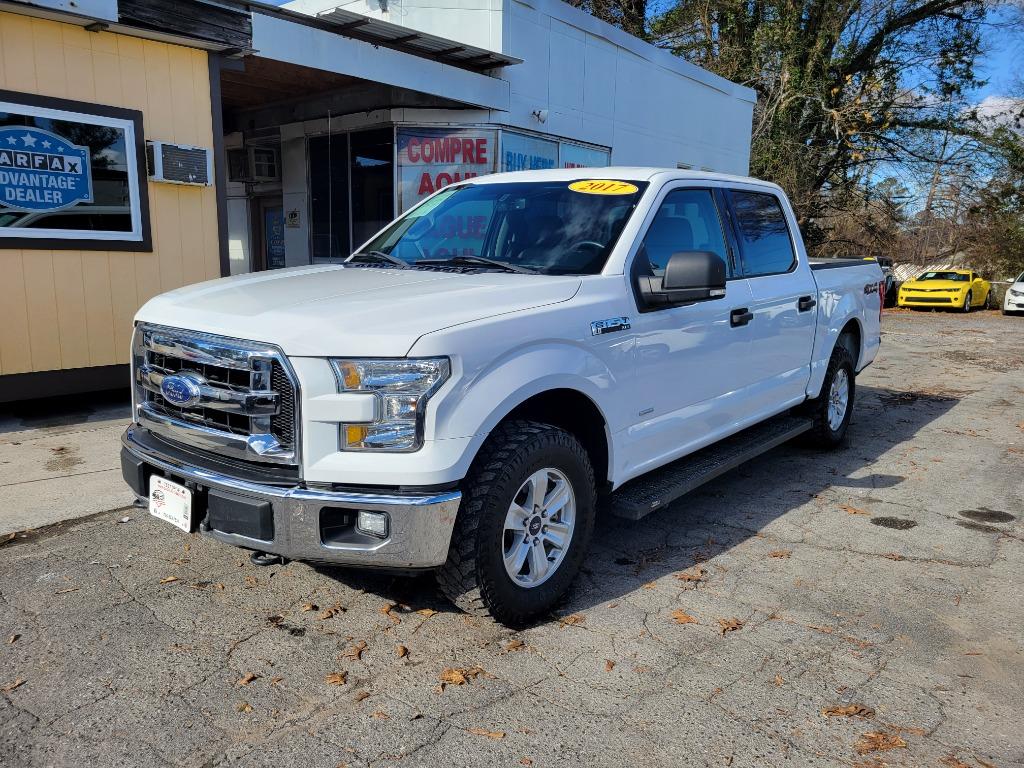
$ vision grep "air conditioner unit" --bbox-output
[146,140,213,186]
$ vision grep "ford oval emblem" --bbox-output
[160,374,202,407]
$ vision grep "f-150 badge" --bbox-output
[591,317,631,336]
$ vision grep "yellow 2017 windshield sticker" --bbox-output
[568,180,639,195]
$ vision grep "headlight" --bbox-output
[330,358,450,452]
[1010,288,1023,297]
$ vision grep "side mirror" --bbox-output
[636,250,727,308]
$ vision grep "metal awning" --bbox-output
[314,6,521,72]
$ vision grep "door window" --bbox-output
[638,189,730,276]
[729,190,796,276]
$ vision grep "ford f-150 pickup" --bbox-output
[121,168,883,624]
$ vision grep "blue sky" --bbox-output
[976,6,1022,101]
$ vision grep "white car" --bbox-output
[121,168,883,623]
[1004,271,1024,315]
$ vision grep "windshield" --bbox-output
[1017,271,1024,283]
[358,180,648,275]
[919,271,968,281]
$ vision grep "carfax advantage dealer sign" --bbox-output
[0,125,93,211]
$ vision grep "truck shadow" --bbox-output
[313,383,960,623]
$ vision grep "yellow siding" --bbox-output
[0,11,219,375]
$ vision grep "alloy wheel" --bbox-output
[502,468,576,588]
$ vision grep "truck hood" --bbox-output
[136,265,583,357]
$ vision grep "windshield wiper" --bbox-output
[348,250,409,269]
[416,255,538,274]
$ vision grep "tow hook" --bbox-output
[250,551,285,567]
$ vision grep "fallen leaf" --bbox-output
[939,755,971,768]
[301,603,319,612]
[439,666,484,686]
[342,641,368,661]
[642,581,657,589]
[604,659,616,672]
[881,552,904,561]
[773,674,784,687]
[1,678,25,693]
[159,576,179,585]
[822,703,875,719]
[467,727,505,740]
[671,609,698,625]
[768,550,792,559]
[396,644,409,659]
[8,634,20,644]
[416,608,438,617]
[353,690,371,702]
[235,701,253,713]
[379,603,401,624]
[520,759,534,766]
[270,676,283,686]
[237,672,259,686]
[54,587,79,594]
[674,565,705,582]
[854,730,907,755]
[558,613,585,628]
[318,605,344,620]
[267,614,285,625]
[504,639,525,652]
[370,710,389,720]
[841,504,871,516]
[243,575,258,588]
[325,672,348,686]
[718,617,743,635]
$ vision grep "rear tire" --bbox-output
[436,420,596,625]
[962,291,972,313]
[802,344,856,449]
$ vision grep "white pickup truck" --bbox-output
[122,168,882,624]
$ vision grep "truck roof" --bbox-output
[471,166,783,191]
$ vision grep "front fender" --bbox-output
[417,337,631,485]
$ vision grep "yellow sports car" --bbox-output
[897,269,992,312]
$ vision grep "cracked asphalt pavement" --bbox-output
[1,309,1022,768]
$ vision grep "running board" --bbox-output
[609,414,812,521]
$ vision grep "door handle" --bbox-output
[730,308,753,327]
[798,295,817,312]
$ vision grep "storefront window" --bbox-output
[501,131,557,172]
[350,128,394,248]
[308,132,350,259]
[560,142,611,169]
[0,93,149,249]
[397,127,496,213]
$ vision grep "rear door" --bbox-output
[724,188,817,418]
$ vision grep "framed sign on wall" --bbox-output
[0,90,151,250]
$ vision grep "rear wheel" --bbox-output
[983,291,991,310]
[962,290,973,313]
[437,420,596,625]
[802,344,856,449]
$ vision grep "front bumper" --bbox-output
[121,425,461,569]
[898,294,960,307]
[1005,293,1024,311]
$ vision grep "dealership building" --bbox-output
[0,0,754,399]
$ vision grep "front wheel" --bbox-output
[962,291,973,313]
[802,344,856,449]
[437,420,596,625]
[983,292,991,310]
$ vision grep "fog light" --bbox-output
[357,510,389,538]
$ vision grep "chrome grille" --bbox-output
[131,324,300,466]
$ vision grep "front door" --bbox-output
[624,186,755,481]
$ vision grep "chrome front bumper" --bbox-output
[121,425,461,569]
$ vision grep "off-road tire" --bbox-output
[802,344,856,449]
[436,420,596,626]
